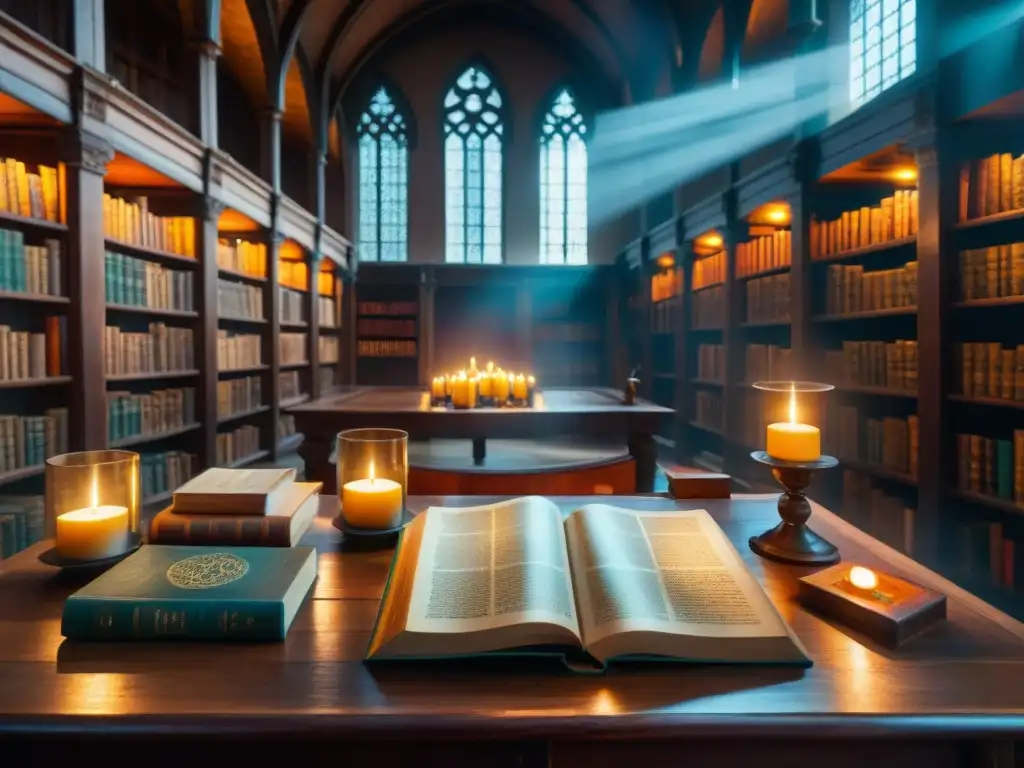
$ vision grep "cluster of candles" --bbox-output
[430,358,536,408]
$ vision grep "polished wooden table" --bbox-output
[2,494,1024,765]
[289,387,672,493]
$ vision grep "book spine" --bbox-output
[62,598,286,640]
[149,515,291,546]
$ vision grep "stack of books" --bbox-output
[149,467,322,547]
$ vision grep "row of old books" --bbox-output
[810,191,919,259]
[319,336,340,364]
[104,324,194,376]
[745,273,790,324]
[279,413,298,442]
[824,340,919,392]
[280,370,304,402]
[954,342,1024,401]
[652,267,683,302]
[745,344,792,383]
[218,374,262,419]
[280,286,304,324]
[955,431,1024,506]
[958,519,1024,591]
[692,286,724,329]
[217,331,262,371]
[279,261,308,292]
[959,244,1024,301]
[736,230,791,278]
[0,231,61,296]
[217,239,267,278]
[105,251,194,311]
[106,388,196,443]
[696,343,723,381]
[103,194,196,259]
[0,409,68,475]
[280,332,308,366]
[358,339,416,357]
[651,298,680,334]
[218,278,263,320]
[0,157,59,223]
[0,318,64,380]
[824,261,918,316]
[841,472,916,556]
[693,252,725,291]
[0,495,44,561]
[216,424,261,465]
[318,296,337,328]
[359,318,415,338]
[828,407,919,478]
[141,450,196,502]
[358,301,417,316]
[960,153,1024,221]
[694,391,723,432]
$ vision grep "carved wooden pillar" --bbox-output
[787,138,820,377]
[195,194,223,468]
[308,248,323,399]
[62,127,111,450]
[196,39,220,149]
[72,0,105,72]
[260,108,283,194]
[912,125,955,566]
[310,150,327,224]
[265,216,283,459]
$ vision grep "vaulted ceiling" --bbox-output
[213,0,793,150]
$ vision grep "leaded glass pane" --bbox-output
[539,88,588,265]
[444,65,504,263]
[849,0,916,108]
[357,86,409,262]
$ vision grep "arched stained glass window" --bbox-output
[444,65,504,264]
[357,86,408,262]
[539,88,588,265]
[849,0,916,107]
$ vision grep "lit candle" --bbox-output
[444,374,453,397]
[766,384,821,462]
[55,480,129,560]
[848,566,879,594]
[452,371,471,408]
[469,357,478,378]
[341,462,403,529]
[513,373,528,401]
[493,369,510,402]
[478,371,492,398]
[486,361,494,375]
[431,376,445,400]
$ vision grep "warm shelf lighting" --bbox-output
[892,166,918,183]
[699,232,723,249]
[656,253,675,269]
[766,205,790,224]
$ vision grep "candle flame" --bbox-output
[849,566,878,590]
[369,461,375,484]
[788,383,797,424]
[90,478,99,509]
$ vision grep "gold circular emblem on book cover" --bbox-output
[166,552,250,589]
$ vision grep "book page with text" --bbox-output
[404,497,581,638]
[566,505,788,649]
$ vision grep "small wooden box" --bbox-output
[798,563,947,649]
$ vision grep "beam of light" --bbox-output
[940,1,1024,59]
[589,46,845,224]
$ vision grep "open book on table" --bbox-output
[367,496,810,670]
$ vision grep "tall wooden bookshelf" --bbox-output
[316,259,343,397]
[355,280,421,386]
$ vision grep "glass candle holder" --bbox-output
[752,381,834,462]
[45,450,141,562]
[337,428,408,530]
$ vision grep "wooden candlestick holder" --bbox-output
[748,450,840,565]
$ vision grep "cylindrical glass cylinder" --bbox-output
[337,429,408,530]
[45,450,141,561]
[752,381,834,462]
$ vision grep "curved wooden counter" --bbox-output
[1,494,1023,766]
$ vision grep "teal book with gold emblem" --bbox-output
[61,545,317,641]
